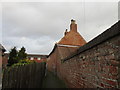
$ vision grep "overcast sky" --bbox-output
[1,1,119,55]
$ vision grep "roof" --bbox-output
[27,54,48,58]
[0,44,6,52]
[48,20,87,57]
[4,53,48,58]
[63,20,120,62]
[58,30,86,46]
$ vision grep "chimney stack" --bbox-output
[70,19,77,32]
[64,29,68,36]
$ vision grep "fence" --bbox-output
[2,62,46,88]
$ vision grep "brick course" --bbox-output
[59,35,120,88]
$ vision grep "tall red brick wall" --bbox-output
[60,34,120,88]
[2,55,8,69]
[47,45,79,75]
[0,52,2,69]
[57,46,80,78]
[47,21,120,88]
[47,46,58,74]
[59,21,120,88]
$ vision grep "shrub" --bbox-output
[11,59,36,67]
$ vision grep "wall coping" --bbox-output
[63,20,120,62]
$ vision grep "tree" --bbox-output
[7,46,28,66]
[18,47,27,61]
[8,47,18,66]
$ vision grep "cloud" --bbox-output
[2,2,84,39]
[1,0,119,2]
[0,4,2,44]
[3,36,56,54]
[2,2,118,54]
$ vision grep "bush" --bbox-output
[11,59,36,67]
[19,59,36,63]
[8,46,28,66]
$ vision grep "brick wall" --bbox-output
[2,54,8,69]
[47,45,58,74]
[47,21,120,88]
[61,35,119,88]
[47,44,80,76]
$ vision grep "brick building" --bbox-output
[3,53,47,65]
[47,19,86,75]
[0,44,6,69]
[58,19,86,46]
[27,54,47,63]
[47,20,120,88]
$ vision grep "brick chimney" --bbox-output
[64,29,68,36]
[70,19,77,32]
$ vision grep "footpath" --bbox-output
[42,70,66,88]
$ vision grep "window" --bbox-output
[37,57,41,60]
[30,57,34,60]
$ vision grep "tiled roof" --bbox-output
[58,30,86,46]
[27,54,48,57]
[48,20,87,57]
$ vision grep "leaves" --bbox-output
[7,46,30,67]
[8,47,18,66]
[18,47,27,61]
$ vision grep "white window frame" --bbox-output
[30,57,34,60]
[37,57,41,60]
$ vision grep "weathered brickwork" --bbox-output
[47,44,80,76]
[47,46,58,74]
[47,21,120,88]
[60,34,120,88]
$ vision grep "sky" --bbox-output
[1,0,119,55]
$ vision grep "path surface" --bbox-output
[0,84,2,89]
[42,70,66,88]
